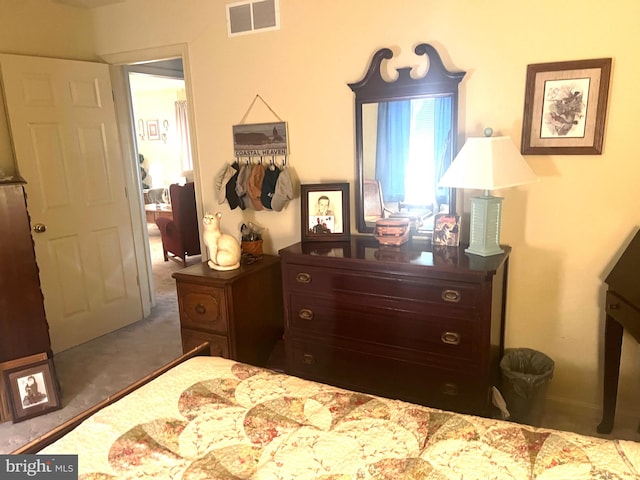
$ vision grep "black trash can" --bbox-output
[500,348,554,426]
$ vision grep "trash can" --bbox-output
[500,348,554,426]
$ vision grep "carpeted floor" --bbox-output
[0,225,200,454]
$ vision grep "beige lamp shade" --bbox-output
[439,135,538,191]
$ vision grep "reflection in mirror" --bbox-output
[350,44,466,236]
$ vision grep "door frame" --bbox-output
[102,44,202,316]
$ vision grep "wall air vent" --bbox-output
[226,0,280,37]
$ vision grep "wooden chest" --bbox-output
[279,237,510,416]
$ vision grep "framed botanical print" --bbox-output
[521,58,612,155]
[301,183,350,242]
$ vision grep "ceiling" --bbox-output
[52,0,126,8]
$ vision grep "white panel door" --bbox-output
[0,54,143,353]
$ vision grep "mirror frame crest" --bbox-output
[348,43,466,234]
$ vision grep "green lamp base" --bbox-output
[465,194,504,257]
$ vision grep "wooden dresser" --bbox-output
[0,179,53,422]
[279,237,510,416]
[0,179,52,363]
[172,255,283,367]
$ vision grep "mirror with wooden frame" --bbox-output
[348,43,465,236]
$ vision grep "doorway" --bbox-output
[127,61,200,305]
[105,44,202,317]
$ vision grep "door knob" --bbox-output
[33,223,47,233]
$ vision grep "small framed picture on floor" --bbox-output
[3,358,61,423]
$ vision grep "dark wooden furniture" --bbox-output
[0,179,53,423]
[0,179,52,363]
[172,256,283,367]
[598,229,640,434]
[156,182,200,267]
[349,44,465,235]
[279,237,510,416]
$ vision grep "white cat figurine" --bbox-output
[203,212,241,271]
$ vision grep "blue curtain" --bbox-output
[433,96,452,207]
[375,100,411,202]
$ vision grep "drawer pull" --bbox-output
[609,303,620,310]
[194,303,206,315]
[298,308,314,320]
[440,382,459,396]
[302,353,315,365]
[441,331,461,345]
[296,272,312,284]
[441,289,461,303]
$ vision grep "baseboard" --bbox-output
[542,395,640,439]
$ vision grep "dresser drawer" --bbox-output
[287,338,488,415]
[288,293,478,361]
[283,264,479,309]
[606,291,640,340]
[177,283,228,333]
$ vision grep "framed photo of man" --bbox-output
[301,183,350,242]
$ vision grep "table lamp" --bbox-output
[439,128,538,257]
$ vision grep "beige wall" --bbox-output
[4,0,640,422]
[132,87,186,188]
[0,0,96,176]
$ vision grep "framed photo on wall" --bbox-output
[3,358,61,423]
[301,183,350,242]
[521,58,612,155]
[147,119,161,141]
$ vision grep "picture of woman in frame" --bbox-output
[19,373,47,408]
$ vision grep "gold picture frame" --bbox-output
[521,58,612,155]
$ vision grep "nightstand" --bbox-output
[172,255,283,367]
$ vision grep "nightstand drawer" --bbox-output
[181,328,229,358]
[283,264,479,309]
[177,283,228,333]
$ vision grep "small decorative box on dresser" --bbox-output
[172,255,283,367]
[279,237,510,417]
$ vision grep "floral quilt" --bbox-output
[41,356,640,479]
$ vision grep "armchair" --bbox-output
[155,182,201,267]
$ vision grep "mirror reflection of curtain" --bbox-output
[375,97,451,209]
[375,101,410,202]
[175,100,192,172]
[433,96,452,209]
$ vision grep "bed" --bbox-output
[13,343,640,479]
